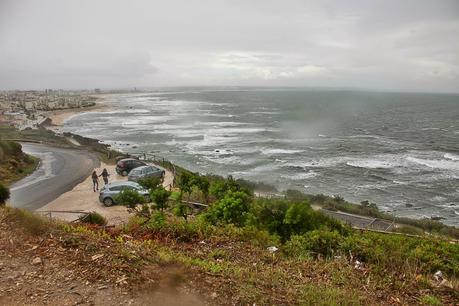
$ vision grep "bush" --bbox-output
[173,203,192,221]
[0,183,10,205]
[146,211,167,229]
[137,176,162,191]
[79,211,107,226]
[248,199,347,242]
[115,189,145,208]
[202,191,251,226]
[284,230,343,258]
[150,187,171,210]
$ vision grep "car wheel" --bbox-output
[122,170,128,176]
[103,197,114,207]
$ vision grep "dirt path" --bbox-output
[37,163,174,225]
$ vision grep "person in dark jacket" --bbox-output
[91,170,99,192]
[99,168,109,185]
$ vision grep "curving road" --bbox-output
[9,143,100,211]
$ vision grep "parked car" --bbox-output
[128,165,165,182]
[115,158,147,176]
[99,181,149,207]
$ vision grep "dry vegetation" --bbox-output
[1,206,457,306]
[0,140,39,185]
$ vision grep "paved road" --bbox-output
[9,143,100,210]
[320,209,394,231]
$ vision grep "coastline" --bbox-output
[44,93,116,129]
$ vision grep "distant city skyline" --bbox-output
[1,0,458,93]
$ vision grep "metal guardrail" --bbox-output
[35,210,90,222]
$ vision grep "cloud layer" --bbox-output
[0,0,458,92]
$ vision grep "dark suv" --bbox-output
[115,158,147,176]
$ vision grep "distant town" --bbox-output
[0,89,100,129]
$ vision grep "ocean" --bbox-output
[62,88,459,226]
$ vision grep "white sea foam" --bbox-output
[407,156,459,171]
[198,121,249,127]
[444,153,459,161]
[261,148,304,155]
[346,159,397,169]
[281,171,318,180]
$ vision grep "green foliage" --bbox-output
[173,203,192,221]
[300,284,363,306]
[284,229,459,276]
[150,187,171,210]
[0,183,10,205]
[177,171,194,196]
[285,230,344,258]
[115,189,145,208]
[169,191,181,201]
[248,199,347,242]
[146,211,167,229]
[209,176,252,200]
[209,180,227,200]
[420,295,442,306]
[192,175,210,202]
[202,191,251,226]
[79,211,107,226]
[137,176,161,191]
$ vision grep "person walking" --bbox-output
[91,170,99,192]
[99,168,109,185]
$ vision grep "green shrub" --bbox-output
[285,230,343,258]
[173,203,192,221]
[137,176,162,191]
[202,191,251,226]
[79,211,107,226]
[115,189,145,208]
[146,211,167,229]
[248,199,347,242]
[150,187,171,210]
[0,183,10,205]
[177,171,194,198]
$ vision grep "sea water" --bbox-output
[63,88,459,225]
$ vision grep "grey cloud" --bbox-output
[0,0,458,91]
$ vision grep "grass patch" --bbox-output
[2,206,49,235]
[300,284,364,306]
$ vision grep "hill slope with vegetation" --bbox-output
[0,140,38,185]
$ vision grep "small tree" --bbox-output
[177,171,193,200]
[193,175,210,203]
[173,203,192,221]
[150,187,171,210]
[0,183,10,206]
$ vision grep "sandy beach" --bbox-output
[45,93,117,128]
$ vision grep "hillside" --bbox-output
[0,205,457,306]
[0,140,38,185]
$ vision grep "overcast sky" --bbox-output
[1,0,458,92]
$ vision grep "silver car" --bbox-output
[128,165,165,182]
[99,181,149,207]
